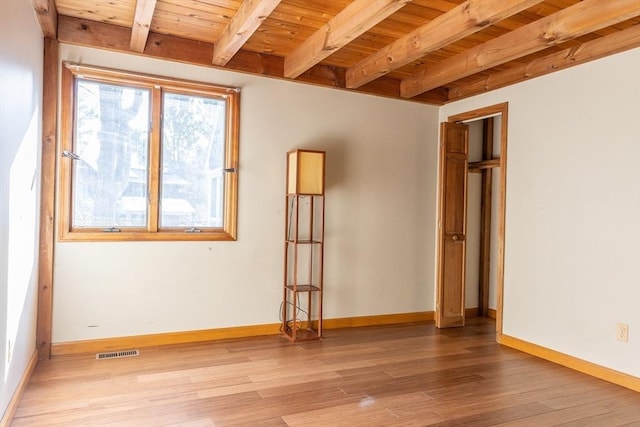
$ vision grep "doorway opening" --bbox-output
[465,117,500,320]
[436,103,508,339]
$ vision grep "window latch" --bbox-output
[62,150,81,160]
[223,168,236,173]
[102,227,121,232]
[185,227,201,233]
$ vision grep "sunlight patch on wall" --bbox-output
[5,109,39,378]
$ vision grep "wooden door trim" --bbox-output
[447,102,508,340]
[37,37,59,360]
[478,117,494,317]
[435,127,446,327]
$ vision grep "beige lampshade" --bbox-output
[287,149,325,195]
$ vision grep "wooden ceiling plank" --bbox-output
[346,0,544,89]
[32,0,58,38]
[284,0,411,79]
[57,15,442,105]
[448,23,640,102]
[400,0,640,98]
[55,0,136,26]
[130,0,158,52]
[212,0,283,66]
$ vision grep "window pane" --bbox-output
[160,92,226,228]
[73,80,150,228]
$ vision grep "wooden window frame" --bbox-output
[58,62,240,241]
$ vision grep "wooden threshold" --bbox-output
[465,307,480,318]
[465,307,500,319]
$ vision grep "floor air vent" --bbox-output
[96,349,140,360]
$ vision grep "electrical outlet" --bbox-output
[616,323,629,342]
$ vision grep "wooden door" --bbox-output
[436,122,469,328]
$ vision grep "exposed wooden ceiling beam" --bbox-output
[346,0,543,89]
[400,0,640,98]
[32,0,57,38]
[212,0,282,66]
[448,23,640,102]
[130,0,158,53]
[284,0,411,79]
[57,16,447,105]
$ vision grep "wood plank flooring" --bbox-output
[12,318,640,426]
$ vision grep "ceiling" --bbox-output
[32,0,640,104]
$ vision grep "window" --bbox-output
[59,63,240,241]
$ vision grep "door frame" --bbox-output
[442,102,508,340]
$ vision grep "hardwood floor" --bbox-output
[12,318,640,426]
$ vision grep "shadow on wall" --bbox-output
[290,138,357,316]
[292,137,348,193]
[0,35,42,412]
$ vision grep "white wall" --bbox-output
[53,45,440,343]
[441,47,640,377]
[0,0,43,418]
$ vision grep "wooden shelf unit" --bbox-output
[282,149,325,342]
